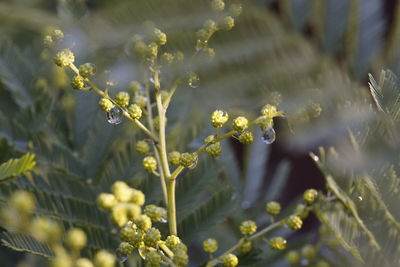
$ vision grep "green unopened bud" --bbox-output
[265,201,281,216]
[129,81,141,93]
[146,42,158,63]
[133,95,147,108]
[118,242,134,255]
[51,29,64,41]
[238,131,253,144]
[301,245,316,260]
[66,228,87,251]
[144,204,167,223]
[220,253,238,267]
[135,214,152,231]
[211,0,225,11]
[206,142,222,158]
[229,4,242,17]
[79,63,96,78]
[269,237,287,250]
[303,189,318,204]
[232,116,248,132]
[143,156,157,172]
[196,29,210,42]
[128,104,142,119]
[71,75,85,90]
[204,135,215,144]
[175,51,185,61]
[43,35,53,47]
[54,49,75,67]
[99,98,114,112]
[153,28,167,46]
[146,251,162,266]
[239,220,257,235]
[286,215,303,230]
[239,241,252,254]
[261,104,278,117]
[204,19,218,34]
[179,153,197,167]
[285,251,300,264]
[161,52,175,64]
[136,140,150,154]
[76,258,94,267]
[143,227,161,247]
[94,250,115,267]
[97,193,118,210]
[172,249,189,267]
[120,224,136,242]
[203,238,218,253]
[115,91,130,108]
[165,235,181,249]
[211,110,229,128]
[168,151,181,165]
[221,16,235,31]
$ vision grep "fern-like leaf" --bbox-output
[0,153,36,184]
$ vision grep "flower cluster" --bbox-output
[0,191,115,267]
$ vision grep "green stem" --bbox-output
[167,179,177,235]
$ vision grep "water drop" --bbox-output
[106,107,123,125]
[116,250,128,263]
[188,73,200,88]
[262,128,276,144]
[160,217,168,223]
[311,154,319,162]
[357,196,363,201]
[149,77,155,84]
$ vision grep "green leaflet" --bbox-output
[0,153,36,184]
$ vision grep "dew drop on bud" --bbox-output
[160,217,168,223]
[106,107,123,125]
[262,128,276,144]
[188,72,200,88]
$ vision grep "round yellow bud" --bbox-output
[66,228,87,251]
[94,250,115,267]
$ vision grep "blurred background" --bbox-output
[1,0,400,266]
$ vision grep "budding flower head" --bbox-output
[211,110,229,128]
[239,220,257,235]
[144,204,167,223]
[146,42,158,63]
[162,52,175,64]
[303,189,318,204]
[301,245,316,260]
[203,238,218,253]
[112,181,131,202]
[204,19,218,33]
[76,258,94,267]
[147,251,162,266]
[128,104,142,119]
[66,228,87,251]
[221,16,235,31]
[232,116,248,132]
[133,95,147,108]
[266,201,281,216]
[166,235,181,249]
[261,104,279,117]
[10,190,35,215]
[286,215,303,230]
[211,0,225,11]
[79,63,96,78]
[97,193,118,210]
[143,227,161,247]
[136,140,150,154]
[173,249,189,267]
[153,28,167,46]
[71,75,86,90]
[135,214,152,231]
[168,151,181,165]
[142,156,157,173]
[111,203,128,227]
[99,98,114,112]
[204,135,215,144]
[179,152,197,168]
[285,251,300,264]
[220,253,238,267]
[239,241,252,254]
[129,81,141,93]
[54,49,75,67]
[94,250,115,267]
[120,223,136,242]
[206,142,222,158]
[115,91,130,108]
[31,217,62,244]
[118,242,134,255]
[238,131,253,144]
[269,237,287,250]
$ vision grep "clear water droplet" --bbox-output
[312,154,319,162]
[116,250,128,263]
[149,77,155,84]
[106,107,123,125]
[160,217,168,223]
[357,196,363,201]
[188,73,200,88]
[262,128,276,144]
